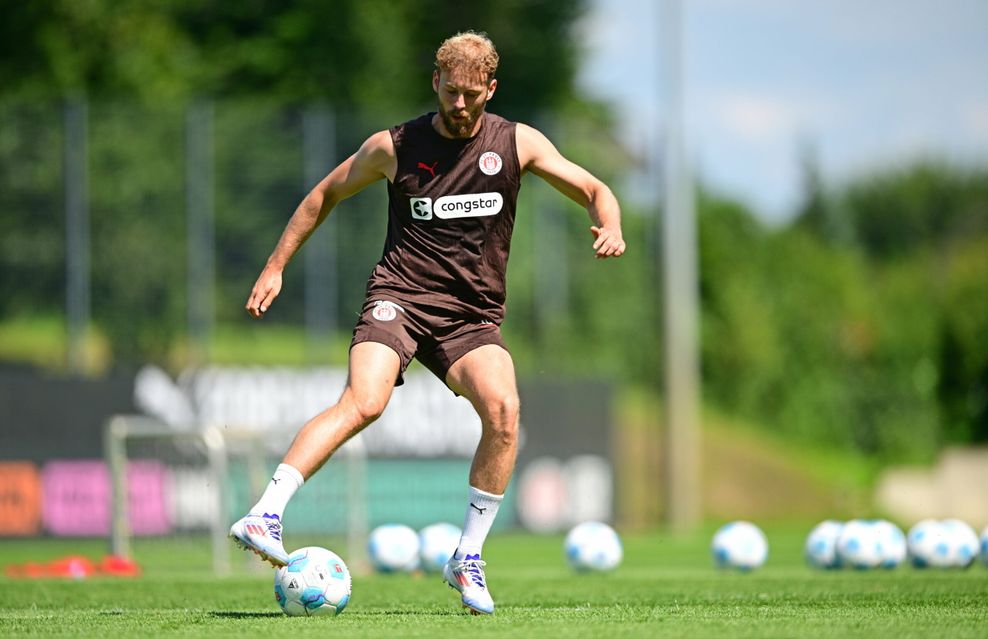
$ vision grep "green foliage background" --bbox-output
[1,1,987,462]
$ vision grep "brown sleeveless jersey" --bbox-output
[364,112,521,324]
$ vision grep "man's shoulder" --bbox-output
[392,113,434,134]
[390,113,434,147]
[483,112,517,130]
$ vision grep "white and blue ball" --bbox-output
[980,525,988,567]
[836,519,883,569]
[941,519,979,568]
[874,520,907,569]
[907,519,952,568]
[274,546,351,616]
[418,522,462,573]
[564,521,623,572]
[711,521,768,570]
[367,523,420,573]
[805,520,844,569]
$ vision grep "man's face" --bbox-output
[432,67,497,138]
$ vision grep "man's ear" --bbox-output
[487,78,498,101]
[432,70,440,94]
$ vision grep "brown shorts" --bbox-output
[350,296,507,387]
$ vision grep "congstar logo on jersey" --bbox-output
[409,193,503,221]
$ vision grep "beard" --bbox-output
[437,98,485,138]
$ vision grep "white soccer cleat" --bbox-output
[443,553,494,615]
[229,512,289,567]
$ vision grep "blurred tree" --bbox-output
[938,236,988,443]
[0,0,586,118]
[793,140,852,246]
[839,162,988,258]
[0,101,64,319]
[0,0,593,366]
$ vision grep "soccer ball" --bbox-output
[711,521,768,570]
[418,522,462,573]
[367,523,420,573]
[873,520,907,569]
[274,546,351,616]
[836,519,883,569]
[805,520,844,569]
[941,519,979,568]
[907,519,951,568]
[564,521,623,572]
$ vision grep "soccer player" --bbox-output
[229,31,625,615]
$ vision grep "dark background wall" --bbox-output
[0,365,135,461]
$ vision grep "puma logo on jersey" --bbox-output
[417,161,438,178]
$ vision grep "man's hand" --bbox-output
[246,268,283,318]
[590,226,626,259]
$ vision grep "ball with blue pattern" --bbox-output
[564,521,623,572]
[711,521,768,570]
[874,520,907,568]
[941,519,980,568]
[980,525,988,567]
[836,519,884,569]
[368,524,421,573]
[805,520,844,569]
[273,546,351,616]
[418,522,462,573]
[907,519,952,568]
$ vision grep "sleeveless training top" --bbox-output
[364,112,521,324]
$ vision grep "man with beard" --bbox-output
[229,31,624,615]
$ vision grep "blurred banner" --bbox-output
[0,365,614,537]
[0,462,42,536]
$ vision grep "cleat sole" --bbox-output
[228,533,287,568]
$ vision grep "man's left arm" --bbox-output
[516,123,625,259]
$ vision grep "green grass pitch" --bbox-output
[1,526,986,638]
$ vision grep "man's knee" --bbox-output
[343,387,389,426]
[483,392,520,443]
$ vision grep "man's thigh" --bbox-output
[348,341,402,396]
[417,321,508,388]
[350,298,420,386]
[444,343,519,411]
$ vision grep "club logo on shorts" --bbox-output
[478,151,502,175]
[371,300,403,322]
[410,197,433,220]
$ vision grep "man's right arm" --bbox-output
[246,130,396,318]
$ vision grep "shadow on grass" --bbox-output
[210,609,463,619]
[362,610,463,617]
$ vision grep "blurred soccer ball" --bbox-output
[805,520,844,569]
[711,521,768,570]
[941,519,979,568]
[367,523,420,573]
[564,521,623,572]
[836,519,883,569]
[873,520,907,569]
[274,546,351,616]
[907,519,952,568]
[980,525,988,567]
[418,522,462,573]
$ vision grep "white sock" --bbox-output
[250,463,304,519]
[454,486,503,559]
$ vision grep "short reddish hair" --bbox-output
[435,32,499,82]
